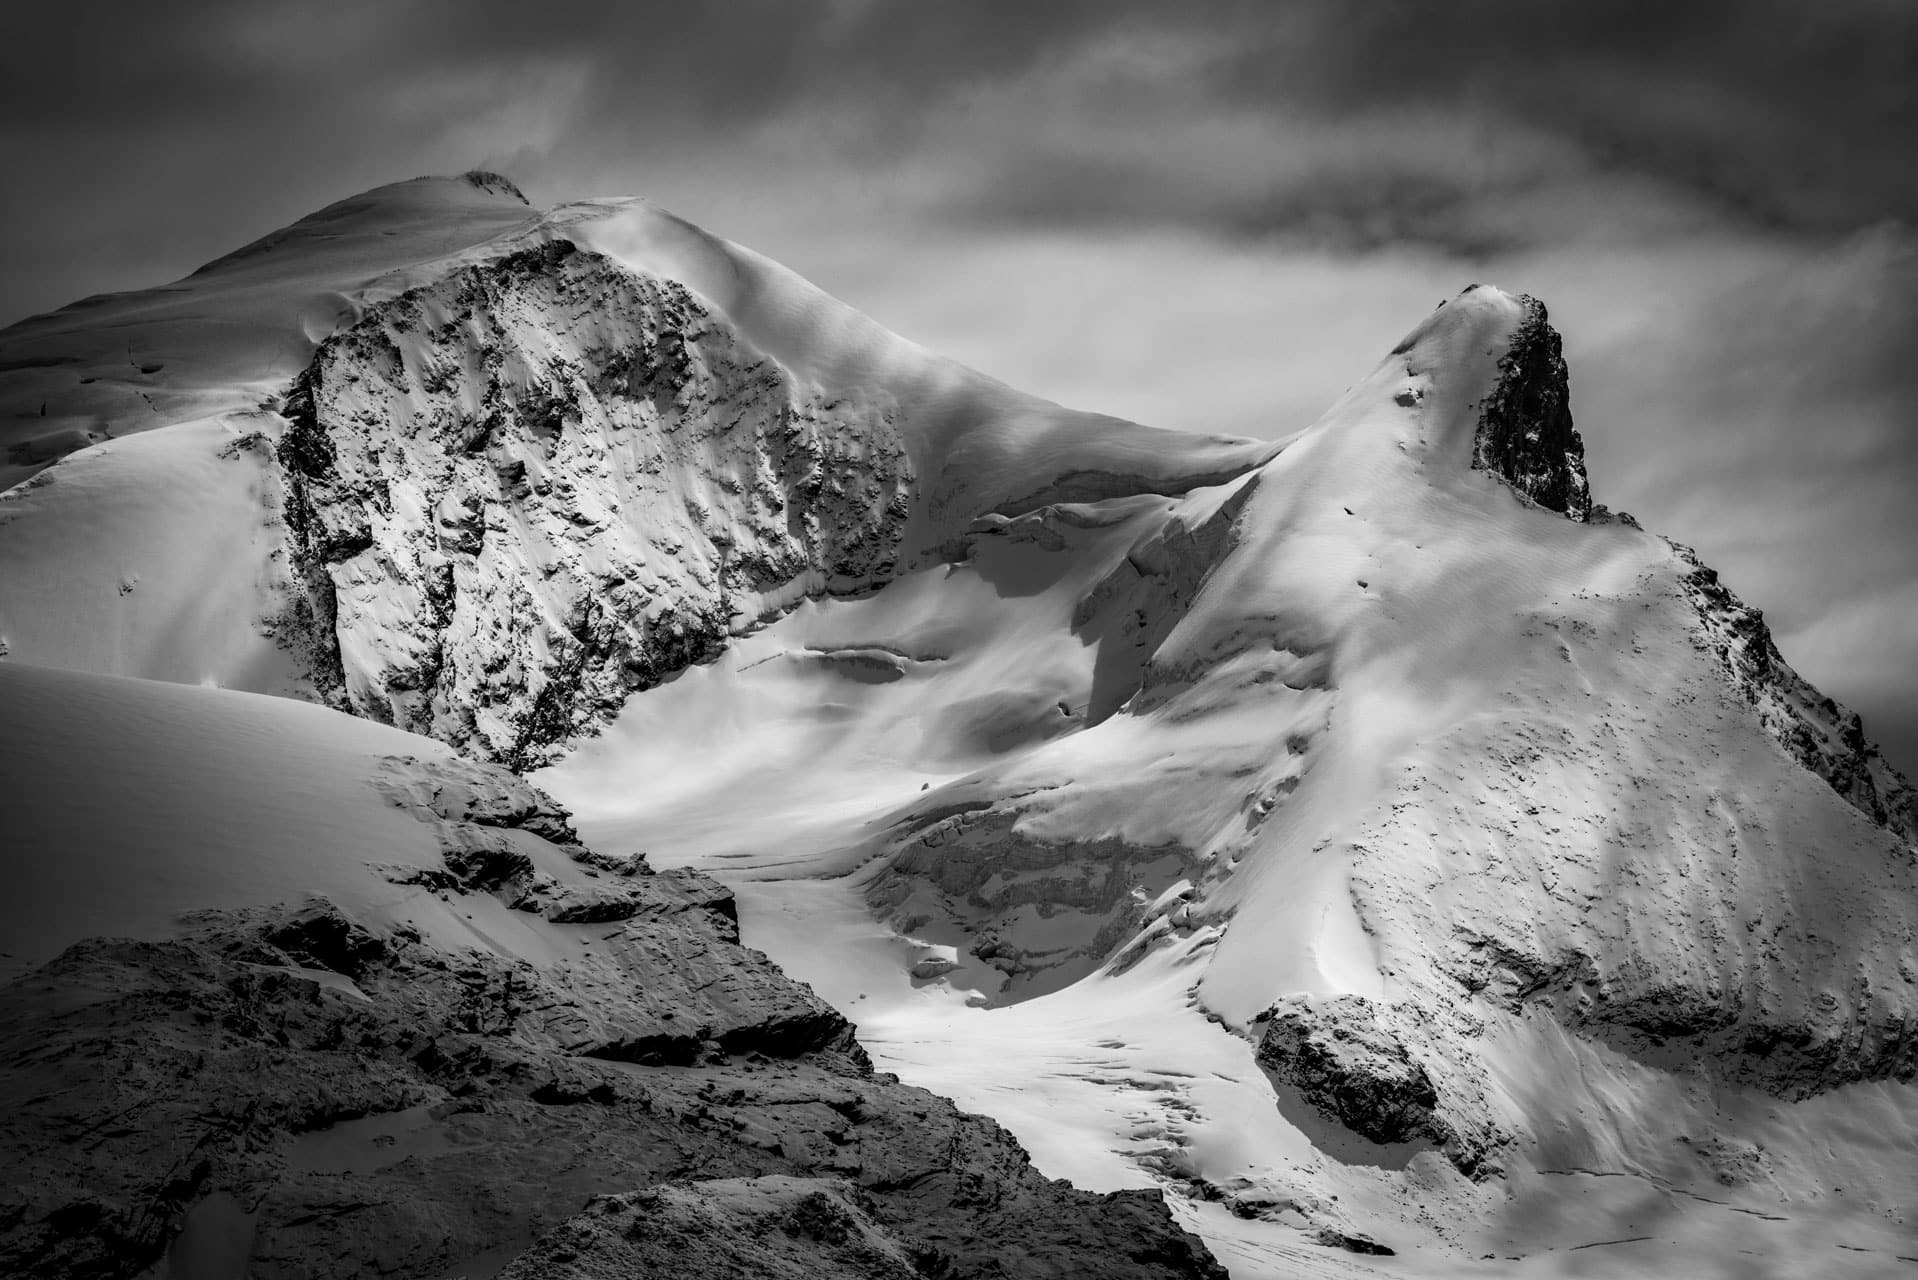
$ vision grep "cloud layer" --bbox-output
[5,0,1914,766]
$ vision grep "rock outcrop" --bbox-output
[501,1171,1222,1280]
[1467,292,1591,521]
[1255,995,1442,1149]
[278,238,914,767]
[0,757,1221,1280]
[498,1177,936,1279]
[1673,540,1918,847]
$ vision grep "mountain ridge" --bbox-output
[3,173,1916,1277]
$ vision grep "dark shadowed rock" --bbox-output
[0,753,1223,1280]
[1256,994,1440,1147]
[1469,293,1591,521]
[497,1177,929,1279]
[261,899,388,978]
[1315,1226,1396,1256]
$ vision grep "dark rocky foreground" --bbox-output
[0,758,1222,1280]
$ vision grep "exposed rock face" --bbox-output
[1255,995,1443,1149]
[502,1171,1222,1280]
[1469,292,1591,521]
[452,169,530,207]
[499,1177,935,1279]
[278,238,914,767]
[0,761,1221,1280]
[1444,920,1918,1099]
[1673,540,1918,847]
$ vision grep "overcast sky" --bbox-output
[5,1,1915,770]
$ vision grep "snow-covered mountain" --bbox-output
[0,172,1268,765]
[2,172,1915,1278]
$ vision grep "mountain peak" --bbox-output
[182,171,539,283]
[455,169,530,205]
[1468,291,1590,520]
[1382,285,1592,521]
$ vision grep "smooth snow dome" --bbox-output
[3,176,1917,1278]
[0,174,542,690]
[0,661,454,981]
[0,173,538,484]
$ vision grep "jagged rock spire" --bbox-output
[1470,294,1591,521]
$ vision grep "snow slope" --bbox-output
[557,199,1281,557]
[538,286,1918,1274]
[0,657,660,993]
[0,659,451,983]
[0,173,542,693]
[0,171,538,488]
[4,176,1916,1276]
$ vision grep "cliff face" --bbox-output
[1466,292,1591,521]
[278,239,913,766]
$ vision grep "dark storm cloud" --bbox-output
[1211,0,1917,230]
[8,1,1912,323]
[5,0,1911,324]
[0,1,1136,320]
[866,0,1917,251]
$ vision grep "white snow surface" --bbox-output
[0,660,456,982]
[3,176,1916,1276]
[540,286,1918,1274]
[0,173,1272,750]
[555,199,1280,558]
[0,658,705,1036]
[0,173,542,690]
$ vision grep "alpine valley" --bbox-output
[2,172,1914,1279]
